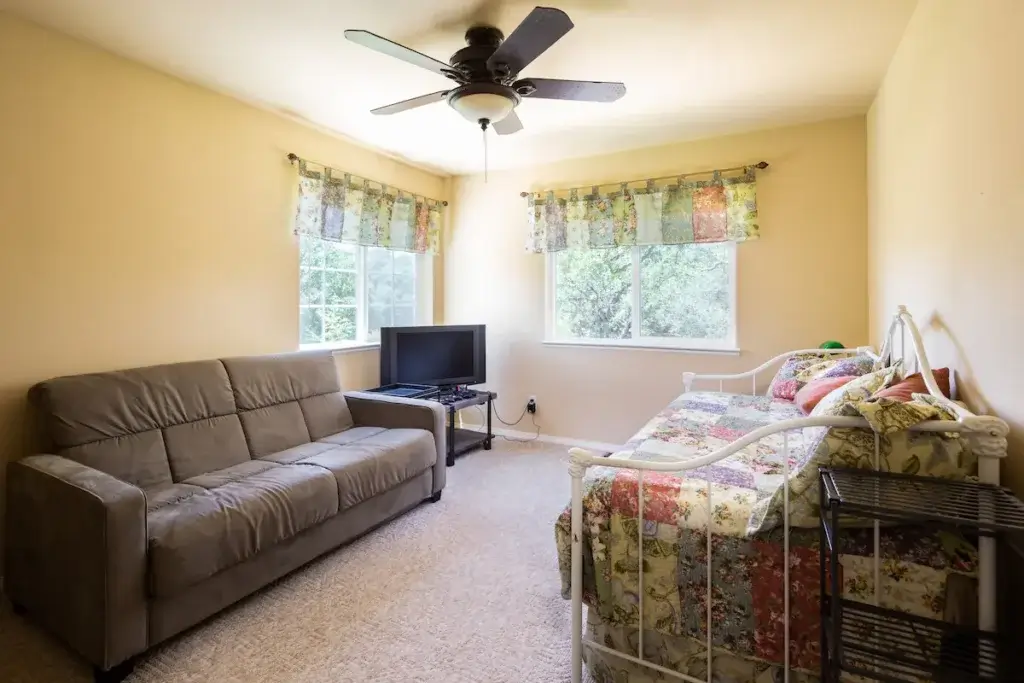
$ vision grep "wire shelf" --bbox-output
[818,467,1021,682]
[829,598,999,683]
[821,468,1024,536]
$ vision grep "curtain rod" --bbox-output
[518,160,768,198]
[287,153,449,206]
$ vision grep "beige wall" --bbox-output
[0,14,445,545]
[446,117,869,445]
[867,0,1024,491]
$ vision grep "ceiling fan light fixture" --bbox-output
[447,84,519,124]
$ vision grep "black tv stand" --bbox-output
[365,384,495,466]
[438,389,495,466]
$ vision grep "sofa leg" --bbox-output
[94,659,135,683]
[10,601,28,617]
[429,491,442,503]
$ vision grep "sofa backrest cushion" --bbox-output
[220,351,354,457]
[28,359,247,488]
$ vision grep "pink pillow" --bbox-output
[795,376,856,415]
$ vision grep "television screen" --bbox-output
[380,325,486,386]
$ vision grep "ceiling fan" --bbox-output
[344,6,626,135]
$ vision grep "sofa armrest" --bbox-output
[4,455,147,669]
[343,392,446,493]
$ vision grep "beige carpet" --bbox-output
[1,441,595,683]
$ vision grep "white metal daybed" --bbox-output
[560,306,1010,683]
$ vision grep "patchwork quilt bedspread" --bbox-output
[554,391,977,677]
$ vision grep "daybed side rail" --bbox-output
[682,346,875,394]
[595,416,981,474]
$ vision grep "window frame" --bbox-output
[299,238,433,351]
[544,242,739,353]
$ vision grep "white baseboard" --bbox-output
[485,426,624,454]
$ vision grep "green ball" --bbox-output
[819,340,845,349]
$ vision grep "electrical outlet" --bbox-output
[527,396,537,414]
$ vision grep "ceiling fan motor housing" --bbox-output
[464,25,504,48]
[449,25,511,84]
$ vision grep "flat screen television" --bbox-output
[379,325,486,387]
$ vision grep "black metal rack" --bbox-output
[365,384,495,466]
[818,467,1024,683]
[439,389,495,467]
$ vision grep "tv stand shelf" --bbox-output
[441,390,495,466]
[451,426,489,459]
[365,384,495,466]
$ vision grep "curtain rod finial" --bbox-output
[754,161,769,169]
[287,153,299,164]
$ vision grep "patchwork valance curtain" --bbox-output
[293,159,443,255]
[525,167,760,253]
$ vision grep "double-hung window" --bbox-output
[546,242,737,350]
[299,235,432,348]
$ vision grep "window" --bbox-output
[546,243,736,350]
[299,235,431,347]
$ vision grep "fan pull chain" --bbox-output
[482,122,488,183]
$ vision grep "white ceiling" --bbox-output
[1,0,916,175]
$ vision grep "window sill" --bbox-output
[300,342,381,355]
[542,339,741,355]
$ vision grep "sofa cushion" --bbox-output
[184,459,279,488]
[147,461,339,597]
[300,392,356,440]
[317,426,386,446]
[221,352,343,411]
[222,352,354,454]
[258,441,337,465]
[239,402,311,458]
[145,483,207,513]
[162,414,250,482]
[62,429,172,489]
[305,428,435,510]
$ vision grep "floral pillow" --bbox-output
[809,364,901,417]
[766,353,829,400]
[797,355,878,383]
[767,352,877,401]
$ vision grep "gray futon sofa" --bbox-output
[4,351,445,681]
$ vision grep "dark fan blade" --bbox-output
[371,90,449,115]
[493,110,524,135]
[486,7,573,75]
[519,78,626,102]
[344,30,451,77]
